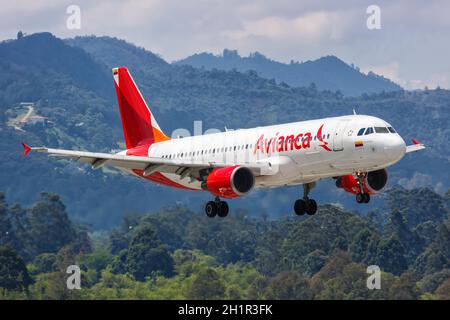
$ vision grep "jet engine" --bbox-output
[202,165,255,198]
[335,169,388,195]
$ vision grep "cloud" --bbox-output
[362,62,450,89]
[222,11,350,42]
[1,0,449,88]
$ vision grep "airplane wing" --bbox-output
[405,138,426,153]
[21,143,270,178]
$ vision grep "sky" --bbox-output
[1,0,449,89]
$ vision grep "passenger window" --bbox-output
[365,127,374,135]
[357,128,365,136]
[374,127,389,133]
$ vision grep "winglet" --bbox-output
[21,142,31,157]
[406,139,425,153]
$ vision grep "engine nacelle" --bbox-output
[336,169,388,195]
[202,165,255,198]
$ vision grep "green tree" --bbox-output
[187,268,225,299]
[0,245,32,291]
[384,188,447,228]
[30,253,57,274]
[255,227,287,275]
[0,193,12,246]
[385,210,423,264]
[389,272,419,300]
[30,271,82,300]
[80,249,113,273]
[377,236,408,275]
[348,228,380,265]
[435,278,450,300]
[413,223,450,278]
[302,250,327,276]
[265,271,312,300]
[125,225,174,281]
[28,193,78,255]
[173,249,217,277]
[417,269,450,295]
[282,206,369,270]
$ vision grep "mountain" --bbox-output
[0,33,448,230]
[175,49,402,96]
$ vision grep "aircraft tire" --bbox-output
[217,201,229,218]
[363,193,370,203]
[356,193,364,204]
[205,201,218,217]
[306,199,318,215]
[294,199,306,215]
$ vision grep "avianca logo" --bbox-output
[253,124,332,154]
[254,131,312,154]
[317,124,332,152]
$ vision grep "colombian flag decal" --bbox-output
[355,140,364,148]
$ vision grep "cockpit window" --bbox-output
[374,127,389,133]
[365,127,374,135]
[387,126,396,133]
[357,128,365,136]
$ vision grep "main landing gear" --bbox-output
[205,197,229,218]
[294,182,318,216]
[355,172,370,204]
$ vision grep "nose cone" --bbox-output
[383,135,406,163]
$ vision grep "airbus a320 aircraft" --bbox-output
[22,67,425,218]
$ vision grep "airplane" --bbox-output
[22,67,425,218]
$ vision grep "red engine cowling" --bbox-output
[202,165,255,198]
[336,169,388,195]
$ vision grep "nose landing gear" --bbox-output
[355,172,371,204]
[294,182,318,216]
[205,197,229,218]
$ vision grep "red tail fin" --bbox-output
[113,67,169,149]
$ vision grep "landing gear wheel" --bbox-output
[205,201,218,217]
[306,199,318,215]
[356,193,364,204]
[356,193,370,204]
[217,201,229,217]
[363,193,370,203]
[294,199,306,215]
[294,182,318,216]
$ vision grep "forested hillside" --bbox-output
[0,188,449,299]
[175,49,402,96]
[0,32,448,229]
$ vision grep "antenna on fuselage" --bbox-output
[353,108,357,115]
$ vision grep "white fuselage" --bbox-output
[131,115,406,190]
